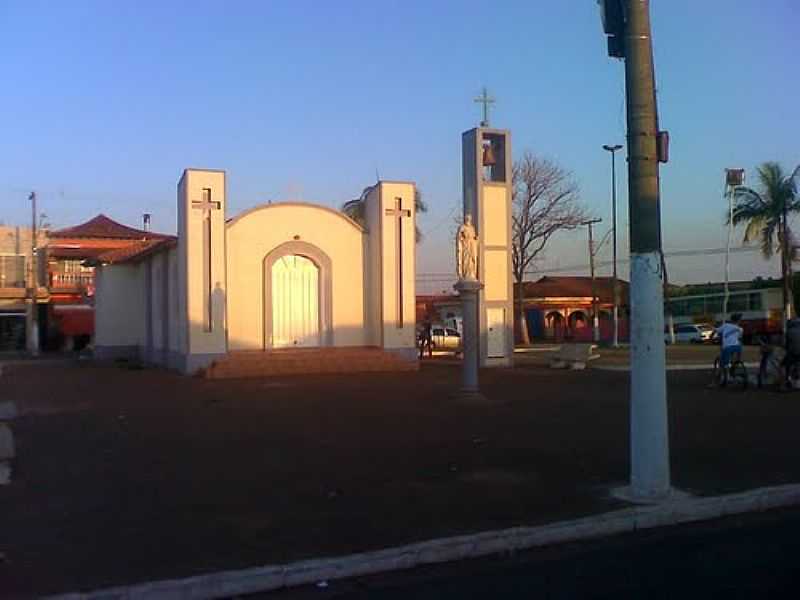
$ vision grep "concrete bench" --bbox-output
[549,343,600,370]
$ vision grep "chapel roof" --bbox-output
[49,214,171,240]
[518,276,630,303]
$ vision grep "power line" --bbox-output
[416,245,763,282]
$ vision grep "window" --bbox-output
[749,293,763,311]
[729,294,748,312]
[0,255,26,288]
[688,298,705,316]
[706,296,723,314]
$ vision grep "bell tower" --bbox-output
[462,127,513,367]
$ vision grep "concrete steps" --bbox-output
[204,346,418,379]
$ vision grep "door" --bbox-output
[270,255,320,347]
[487,307,506,358]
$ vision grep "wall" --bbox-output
[94,263,144,358]
[226,203,367,350]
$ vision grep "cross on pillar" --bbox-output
[474,86,495,127]
[192,188,221,331]
[385,197,411,328]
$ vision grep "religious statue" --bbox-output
[456,214,479,280]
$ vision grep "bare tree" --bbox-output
[512,152,588,344]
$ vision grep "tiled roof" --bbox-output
[47,246,113,260]
[518,276,630,303]
[91,238,176,265]
[49,214,171,240]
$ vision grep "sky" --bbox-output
[1,1,798,289]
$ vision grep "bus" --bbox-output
[665,287,783,343]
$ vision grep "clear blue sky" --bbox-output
[1,1,797,285]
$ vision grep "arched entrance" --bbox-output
[270,255,320,347]
[263,241,333,349]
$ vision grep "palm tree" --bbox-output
[341,186,428,243]
[731,162,800,321]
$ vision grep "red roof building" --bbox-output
[44,214,174,349]
[420,276,631,344]
[516,276,630,342]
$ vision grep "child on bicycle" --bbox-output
[716,313,743,370]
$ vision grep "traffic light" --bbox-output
[598,0,626,58]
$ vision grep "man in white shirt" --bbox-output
[716,313,744,368]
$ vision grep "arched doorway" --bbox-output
[270,254,320,347]
[544,311,565,340]
[263,241,333,349]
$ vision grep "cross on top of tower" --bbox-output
[474,86,495,127]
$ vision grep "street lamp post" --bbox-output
[603,144,623,347]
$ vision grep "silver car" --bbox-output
[665,323,714,344]
[432,327,462,351]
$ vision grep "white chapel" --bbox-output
[92,169,418,375]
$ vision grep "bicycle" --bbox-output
[712,350,748,389]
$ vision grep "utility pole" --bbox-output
[583,218,603,343]
[600,0,670,501]
[604,144,623,347]
[28,191,40,356]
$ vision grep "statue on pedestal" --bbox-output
[456,214,479,280]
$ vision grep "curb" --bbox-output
[48,483,800,600]
[593,362,760,372]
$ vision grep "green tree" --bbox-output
[731,162,800,320]
[341,186,428,243]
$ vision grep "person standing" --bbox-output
[419,319,433,359]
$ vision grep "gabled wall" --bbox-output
[226,203,367,350]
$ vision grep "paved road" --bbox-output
[265,507,800,599]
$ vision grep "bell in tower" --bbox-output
[481,140,497,167]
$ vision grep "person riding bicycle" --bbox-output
[716,313,743,370]
[783,318,800,388]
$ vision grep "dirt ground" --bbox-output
[1,358,799,597]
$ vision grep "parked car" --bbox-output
[431,326,461,351]
[664,323,714,344]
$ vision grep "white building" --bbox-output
[92,169,418,376]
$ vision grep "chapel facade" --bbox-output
[92,169,418,374]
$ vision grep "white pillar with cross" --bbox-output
[364,181,417,358]
[176,168,228,373]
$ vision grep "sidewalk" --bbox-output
[1,360,799,596]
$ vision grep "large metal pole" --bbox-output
[28,191,40,357]
[624,0,670,500]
